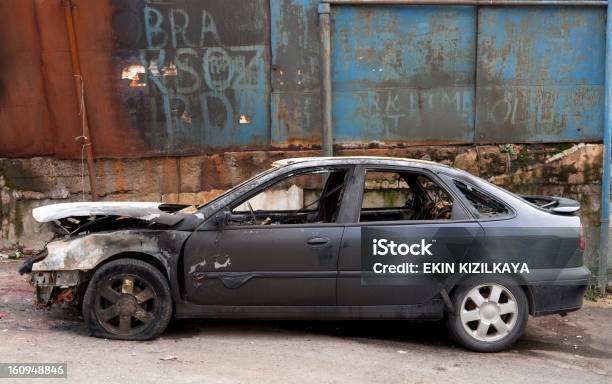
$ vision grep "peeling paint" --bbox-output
[121,64,146,80]
[189,260,207,274]
[214,257,231,269]
[239,115,252,124]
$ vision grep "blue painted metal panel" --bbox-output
[112,0,270,154]
[270,0,322,147]
[476,6,605,142]
[331,5,477,144]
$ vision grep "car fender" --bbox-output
[32,230,190,280]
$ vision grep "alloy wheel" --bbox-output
[94,274,157,336]
[459,283,518,342]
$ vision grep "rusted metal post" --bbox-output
[63,0,98,200]
[319,3,333,157]
[599,2,612,294]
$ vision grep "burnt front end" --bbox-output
[22,201,194,308]
[20,236,104,308]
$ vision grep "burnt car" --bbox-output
[21,157,589,352]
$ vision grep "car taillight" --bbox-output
[579,223,586,251]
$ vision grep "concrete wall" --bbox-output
[0,144,604,273]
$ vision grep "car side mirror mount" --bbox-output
[214,209,231,228]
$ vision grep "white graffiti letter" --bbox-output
[200,10,220,45]
[175,48,202,94]
[169,8,193,48]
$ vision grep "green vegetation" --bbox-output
[585,283,604,301]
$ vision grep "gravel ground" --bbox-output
[0,260,610,384]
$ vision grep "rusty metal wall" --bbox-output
[0,1,606,159]
[327,4,605,144]
[330,5,476,145]
[270,0,322,148]
[111,0,271,154]
[475,6,605,143]
[1,0,271,159]
[0,0,55,157]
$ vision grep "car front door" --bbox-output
[182,166,353,306]
[337,166,484,308]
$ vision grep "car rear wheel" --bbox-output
[83,259,172,340]
[445,276,528,352]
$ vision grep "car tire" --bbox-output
[83,258,173,340]
[445,276,528,352]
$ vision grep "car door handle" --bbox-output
[307,237,330,246]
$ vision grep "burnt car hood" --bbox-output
[32,202,190,228]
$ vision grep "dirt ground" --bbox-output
[0,260,610,384]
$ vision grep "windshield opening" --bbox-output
[193,166,279,209]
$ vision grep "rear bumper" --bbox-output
[523,266,590,316]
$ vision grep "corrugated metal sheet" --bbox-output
[0,1,607,158]
[1,0,271,158]
[331,5,476,144]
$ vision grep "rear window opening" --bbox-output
[454,180,510,218]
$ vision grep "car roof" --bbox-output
[272,156,451,170]
[271,156,480,183]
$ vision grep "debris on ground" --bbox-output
[7,250,23,260]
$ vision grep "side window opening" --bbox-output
[229,169,348,226]
[454,180,510,218]
[359,170,454,222]
[416,175,454,220]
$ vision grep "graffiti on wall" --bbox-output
[475,7,605,142]
[331,6,477,143]
[335,89,474,142]
[330,5,604,144]
[112,0,270,153]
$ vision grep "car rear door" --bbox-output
[337,165,484,306]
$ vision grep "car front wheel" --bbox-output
[83,258,173,340]
[445,277,528,352]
